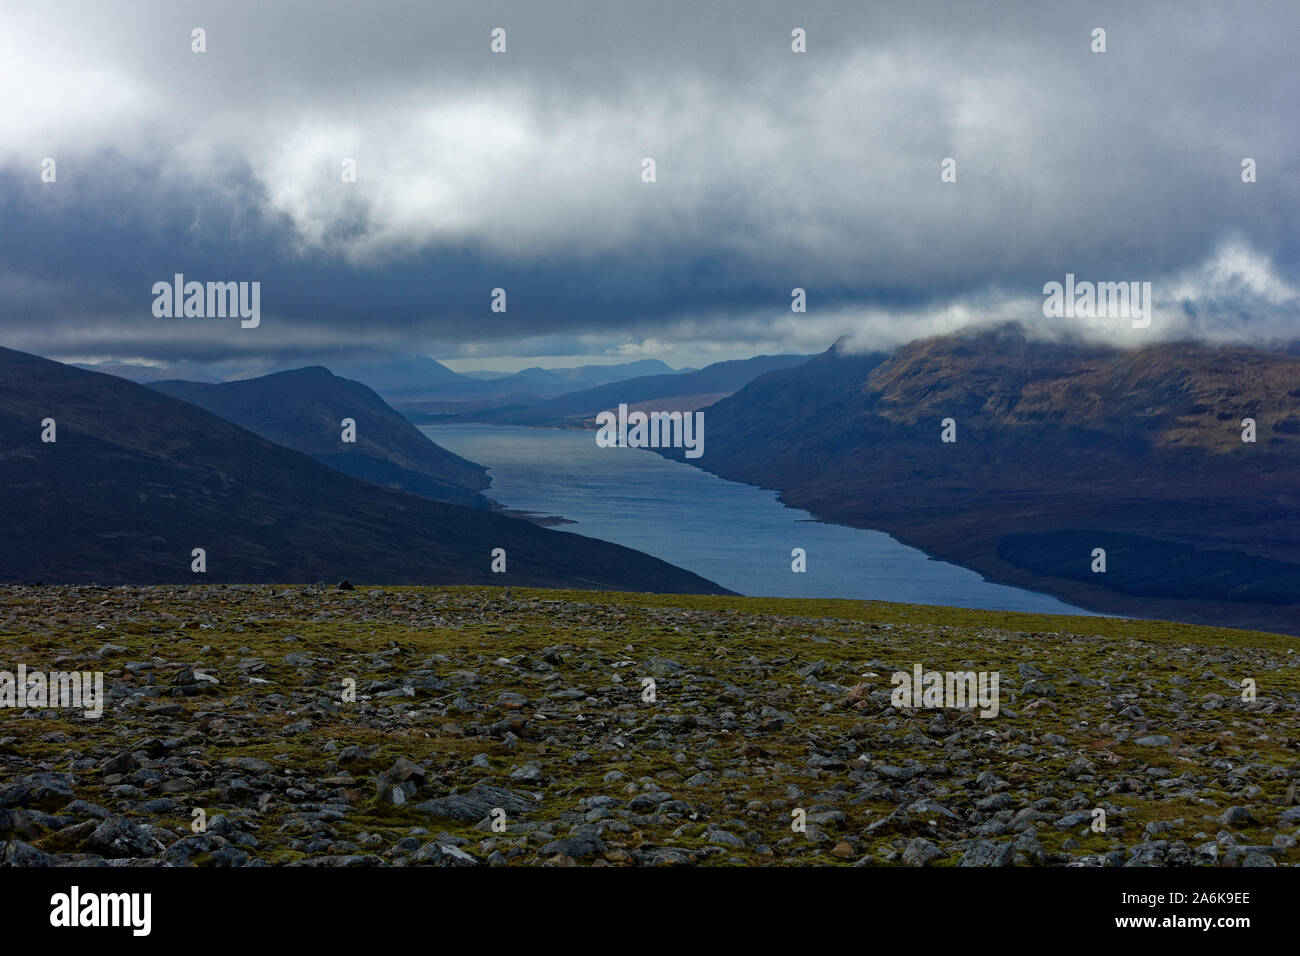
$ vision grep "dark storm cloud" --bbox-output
[0,0,1296,369]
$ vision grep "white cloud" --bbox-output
[1,0,1297,365]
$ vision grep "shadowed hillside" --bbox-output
[437,354,811,426]
[153,368,491,508]
[0,348,728,594]
[655,326,1300,634]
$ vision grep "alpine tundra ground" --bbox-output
[2,584,1298,867]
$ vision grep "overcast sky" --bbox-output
[1,0,1296,374]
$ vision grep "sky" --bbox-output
[1,0,1297,376]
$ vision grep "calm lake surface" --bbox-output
[424,423,1094,615]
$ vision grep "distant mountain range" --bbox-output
[655,325,1300,635]
[77,355,689,416]
[462,360,690,382]
[466,359,677,386]
[35,330,1300,632]
[0,347,728,593]
[438,353,812,426]
[72,360,223,384]
[151,367,491,509]
[329,356,679,400]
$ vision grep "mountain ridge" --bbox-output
[653,325,1300,634]
[151,367,491,508]
[0,346,729,594]
[441,353,813,426]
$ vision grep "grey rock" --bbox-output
[1055,811,1093,829]
[415,785,540,823]
[0,839,61,866]
[643,658,683,677]
[221,756,274,774]
[1240,852,1276,867]
[627,792,672,812]
[1065,757,1096,778]
[87,814,160,858]
[901,837,946,867]
[1219,806,1254,826]
[540,832,607,858]
[976,793,1013,811]
[1125,841,1168,866]
[958,840,1015,867]
[508,762,544,784]
[412,841,479,866]
[707,829,745,848]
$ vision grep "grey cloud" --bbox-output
[1,0,1296,370]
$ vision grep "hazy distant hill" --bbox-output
[324,356,466,391]
[332,357,683,412]
[0,347,728,593]
[152,367,491,508]
[72,360,223,384]
[448,354,812,426]
[76,355,681,413]
[504,359,676,389]
[656,325,1300,634]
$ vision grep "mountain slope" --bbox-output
[322,356,466,391]
[152,367,491,508]
[0,347,728,593]
[655,326,1300,634]
[453,353,812,426]
[329,357,680,408]
[507,359,676,389]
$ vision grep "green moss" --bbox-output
[2,583,1297,867]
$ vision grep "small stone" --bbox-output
[412,841,478,866]
[222,756,273,774]
[901,837,946,867]
[1219,806,1253,826]
[540,833,607,858]
[958,840,1015,867]
[508,762,544,784]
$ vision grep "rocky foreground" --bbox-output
[1,585,1298,867]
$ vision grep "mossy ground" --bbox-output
[2,585,1297,866]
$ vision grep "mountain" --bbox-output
[73,356,469,393]
[508,359,676,388]
[328,357,684,415]
[72,360,223,384]
[653,325,1300,635]
[152,367,490,508]
[322,356,466,392]
[450,354,813,426]
[0,347,728,593]
[329,357,676,396]
[78,354,688,417]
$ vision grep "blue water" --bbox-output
[423,423,1095,615]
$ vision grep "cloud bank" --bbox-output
[1,0,1296,370]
